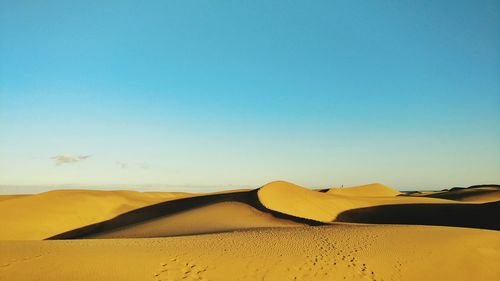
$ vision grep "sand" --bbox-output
[405,186,500,203]
[0,189,194,240]
[256,181,498,227]
[1,225,499,281]
[87,202,303,238]
[0,181,499,280]
[0,195,30,202]
[327,183,401,197]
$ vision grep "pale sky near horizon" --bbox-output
[1,0,499,193]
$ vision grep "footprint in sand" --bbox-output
[153,258,208,281]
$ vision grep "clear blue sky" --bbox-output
[1,0,499,192]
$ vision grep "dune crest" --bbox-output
[2,181,499,241]
[257,181,343,222]
[87,201,303,238]
[327,183,400,197]
[1,181,499,280]
[256,181,473,224]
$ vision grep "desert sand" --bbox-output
[0,189,194,240]
[0,181,499,280]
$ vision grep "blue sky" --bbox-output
[1,0,499,192]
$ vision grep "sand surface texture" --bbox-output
[0,181,499,280]
[1,225,499,281]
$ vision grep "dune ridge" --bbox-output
[85,202,303,238]
[48,188,322,240]
[327,183,400,197]
[256,181,499,224]
[1,181,499,281]
[2,181,499,241]
[48,181,500,239]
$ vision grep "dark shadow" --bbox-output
[47,189,324,240]
[399,185,499,201]
[398,191,422,196]
[336,201,500,231]
[466,184,500,189]
[421,189,498,201]
[441,184,499,192]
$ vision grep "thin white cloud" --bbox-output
[52,155,91,165]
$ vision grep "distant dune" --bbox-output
[327,183,401,197]
[0,189,194,240]
[402,185,500,202]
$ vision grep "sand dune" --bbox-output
[2,181,498,240]
[327,183,400,197]
[0,194,30,202]
[1,225,498,281]
[87,202,302,238]
[0,189,194,240]
[257,181,474,223]
[48,188,317,239]
[1,181,499,280]
[50,181,500,240]
[403,185,500,203]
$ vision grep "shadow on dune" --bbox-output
[47,189,324,240]
[399,185,500,201]
[446,184,500,191]
[336,201,500,231]
[419,189,498,201]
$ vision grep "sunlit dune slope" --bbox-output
[49,189,316,239]
[87,202,303,238]
[258,181,452,222]
[1,225,498,281]
[257,181,499,230]
[47,181,500,239]
[327,183,400,197]
[0,189,193,240]
[2,181,499,240]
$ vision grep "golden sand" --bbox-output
[1,225,498,281]
[0,181,498,280]
[0,189,193,240]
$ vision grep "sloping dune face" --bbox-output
[49,188,311,240]
[0,225,498,281]
[257,181,453,222]
[88,202,302,238]
[327,183,400,197]
[2,181,499,240]
[257,181,346,222]
[257,181,500,230]
[0,190,192,240]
